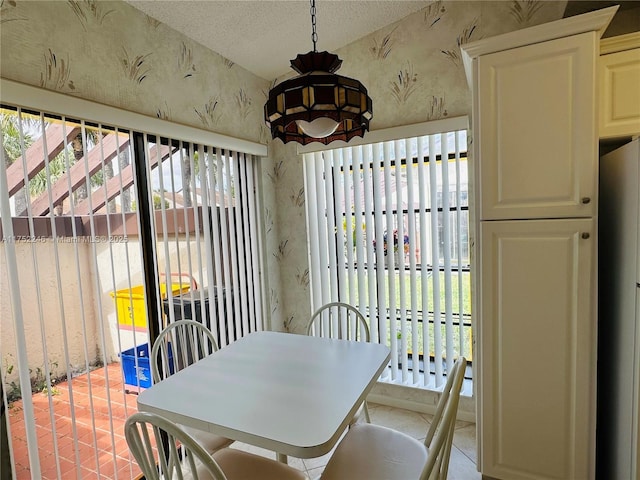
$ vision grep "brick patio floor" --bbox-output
[8,363,143,480]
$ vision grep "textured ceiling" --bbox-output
[125,0,431,80]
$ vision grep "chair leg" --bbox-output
[363,401,371,423]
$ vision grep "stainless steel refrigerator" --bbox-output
[598,137,640,480]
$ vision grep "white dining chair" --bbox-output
[320,356,468,480]
[150,319,233,453]
[125,411,308,480]
[306,301,371,424]
[307,301,370,342]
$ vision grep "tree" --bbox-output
[182,149,192,207]
[2,111,111,216]
[119,148,131,212]
[1,111,34,216]
[28,154,66,198]
[71,133,88,205]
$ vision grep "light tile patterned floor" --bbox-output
[8,364,481,479]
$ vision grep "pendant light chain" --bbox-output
[264,0,373,145]
[310,0,318,52]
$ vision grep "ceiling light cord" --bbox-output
[310,0,318,52]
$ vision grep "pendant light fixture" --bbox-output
[264,0,373,145]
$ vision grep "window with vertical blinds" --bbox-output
[304,119,471,389]
[1,81,266,479]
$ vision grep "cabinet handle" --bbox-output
[581,197,591,204]
[581,232,590,239]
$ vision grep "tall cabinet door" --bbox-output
[480,219,596,480]
[477,33,597,221]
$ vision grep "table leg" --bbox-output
[277,453,288,464]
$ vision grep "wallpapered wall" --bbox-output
[269,0,567,334]
[0,0,277,326]
[0,0,567,334]
[0,0,269,142]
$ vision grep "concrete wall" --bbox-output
[1,234,213,389]
[1,240,99,390]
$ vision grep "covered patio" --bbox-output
[8,364,139,479]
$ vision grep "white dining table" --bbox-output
[136,330,390,459]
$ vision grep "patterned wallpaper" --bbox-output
[0,0,567,333]
[0,0,269,142]
[268,1,567,334]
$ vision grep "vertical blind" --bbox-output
[1,95,265,479]
[304,122,471,389]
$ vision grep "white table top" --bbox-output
[137,331,390,458]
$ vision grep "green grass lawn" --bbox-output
[344,270,473,360]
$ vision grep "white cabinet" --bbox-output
[480,219,596,480]
[599,33,640,139]
[477,33,597,221]
[461,7,617,480]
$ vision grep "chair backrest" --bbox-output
[306,302,370,342]
[420,356,467,480]
[150,319,219,383]
[125,411,228,480]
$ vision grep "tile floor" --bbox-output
[8,363,141,480]
[7,363,481,479]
